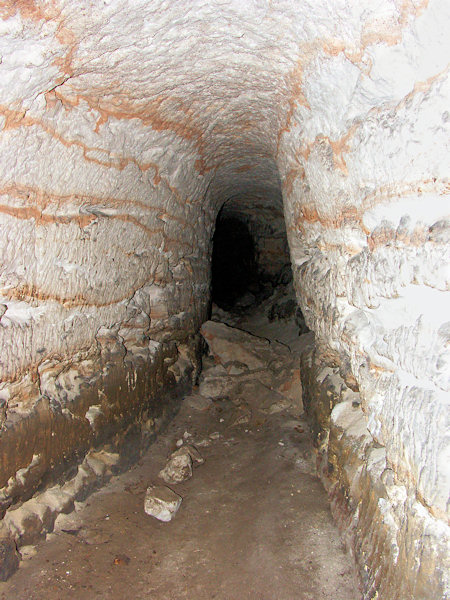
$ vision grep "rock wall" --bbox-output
[277,1,450,597]
[0,0,448,595]
[0,0,216,514]
[300,340,449,598]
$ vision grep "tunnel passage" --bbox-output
[211,213,259,310]
[210,189,293,311]
[0,1,448,597]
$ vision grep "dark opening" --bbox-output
[211,214,259,310]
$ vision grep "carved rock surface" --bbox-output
[301,341,450,599]
[0,1,448,597]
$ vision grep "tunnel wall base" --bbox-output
[300,336,450,600]
[0,333,202,579]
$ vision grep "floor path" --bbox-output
[0,305,361,600]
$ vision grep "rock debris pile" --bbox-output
[0,299,361,600]
[144,314,304,525]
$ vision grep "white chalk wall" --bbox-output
[0,0,448,573]
[278,0,450,521]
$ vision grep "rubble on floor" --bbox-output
[0,294,361,599]
[144,485,182,522]
[158,452,193,485]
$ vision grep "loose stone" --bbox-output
[159,453,193,484]
[144,486,182,522]
[172,444,204,466]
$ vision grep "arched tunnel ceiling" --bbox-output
[0,5,449,588]
[3,0,446,217]
[1,0,303,203]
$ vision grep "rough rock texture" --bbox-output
[0,527,20,581]
[0,310,360,599]
[301,339,450,599]
[201,320,288,371]
[0,1,449,596]
[159,451,193,485]
[144,485,182,522]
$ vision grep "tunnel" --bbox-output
[0,1,449,598]
[211,191,292,310]
[211,212,259,310]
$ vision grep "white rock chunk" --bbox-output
[144,486,182,522]
[173,444,204,466]
[159,453,193,484]
[200,321,273,370]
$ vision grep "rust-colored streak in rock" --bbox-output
[162,235,193,253]
[361,179,448,209]
[50,89,207,161]
[396,66,450,110]
[290,204,364,235]
[0,0,77,80]
[0,203,94,228]
[398,0,430,26]
[276,56,310,152]
[358,0,430,55]
[283,160,305,196]
[291,189,448,240]
[157,211,195,231]
[53,35,77,79]
[277,2,433,155]
[328,130,357,175]
[0,3,447,595]
[1,281,152,310]
[0,104,161,176]
[281,66,449,194]
[299,129,359,176]
[287,177,447,241]
[0,0,55,23]
[0,193,178,240]
[0,183,160,214]
[1,102,192,208]
[367,223,429,251]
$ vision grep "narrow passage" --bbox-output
[0,287,361,600]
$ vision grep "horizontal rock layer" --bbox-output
[0,1,448,595]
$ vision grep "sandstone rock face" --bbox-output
[0,1,448,596]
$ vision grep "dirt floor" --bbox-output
[0,298,361,600]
